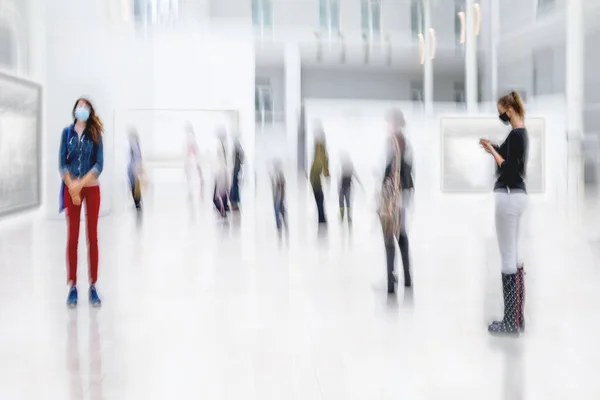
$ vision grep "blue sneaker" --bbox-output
[89,285,102,307]
[66,286,78,308]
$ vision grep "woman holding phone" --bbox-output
[480,91,528,335]
[59,97,104,308]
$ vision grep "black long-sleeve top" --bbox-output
[383,133,414,190]
[493,128,528,192]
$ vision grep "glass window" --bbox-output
[411,0,423,38]
[252,0,272,27]
[361,0,369,32]
[252,0,260,26]
[132,0,179,24]
[371,0,381,33]
[537,0,555,16]
[319,0,328,29]
[262,0,272,26]
[0,26,14,70]
[319,0,340,31]
[330,0,340,31]
[361,0,381,35]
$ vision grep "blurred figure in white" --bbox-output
[339,152,362,225]
[271,159,288,235]
[127,128,144,210]
[184,124,204,201]
[213,129,230,217]
[229,135,245,211]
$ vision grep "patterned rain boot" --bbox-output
[517,265,525,332]
[488,272,521,335]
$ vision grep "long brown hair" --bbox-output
[72,97,103,144]
[497,91,525,118]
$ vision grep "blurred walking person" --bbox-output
[59,97,104,308]
[184,124,204,201]
[213,131,230,217]
[309,124,330,224]
[480,91,528,335]
[380,109,414,294]
[339,153,362,225]
[230,136,245,211]
[271,159,288,235]
[128,129,144,210]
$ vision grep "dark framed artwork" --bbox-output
[440,117,545,193]
[0,71,42,216]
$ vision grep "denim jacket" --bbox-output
[59,124,104,179]
[58,124,103,211]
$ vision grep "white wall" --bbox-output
[0,0,29,76]
[302,67,462,102]
[43,0,255,218]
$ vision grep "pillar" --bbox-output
[489,0,499,101]
[565,0,584,219]
[465,0,478,112]
[423,0,433,115]
[285,42,302,173]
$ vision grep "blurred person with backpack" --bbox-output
[379,108,414,294]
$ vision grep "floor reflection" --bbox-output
[89,310,104,400]
[66,312,83,400]
[489,338,525,400]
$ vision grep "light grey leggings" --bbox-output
[495,191,527,274]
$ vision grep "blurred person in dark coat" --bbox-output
[382,108,415,292]
[309,122,330,225]
[229,136,245,211]
[271,159,288,235]
[339,152,362,225]
[128,129,144,210]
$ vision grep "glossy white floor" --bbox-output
[1,179,599,400]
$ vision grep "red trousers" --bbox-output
[65,186,101,286]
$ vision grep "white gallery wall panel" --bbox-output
[440,117,545,193]
[0,72,41,216]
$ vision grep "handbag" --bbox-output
[378,135,402,238]
[133,165,147,199]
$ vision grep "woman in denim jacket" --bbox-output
[59,98,104,308]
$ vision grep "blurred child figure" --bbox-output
[339,152,362,224]
[229,136,245,211]
[128,129,143,210]
[213,130,230,217]
[271,159,288,233]
[184,124,204,200]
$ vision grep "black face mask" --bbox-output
[499,112,510,125]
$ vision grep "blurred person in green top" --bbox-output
[310,122,330,224]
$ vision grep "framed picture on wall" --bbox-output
[440,117,545,193]
[0,72,42,216]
